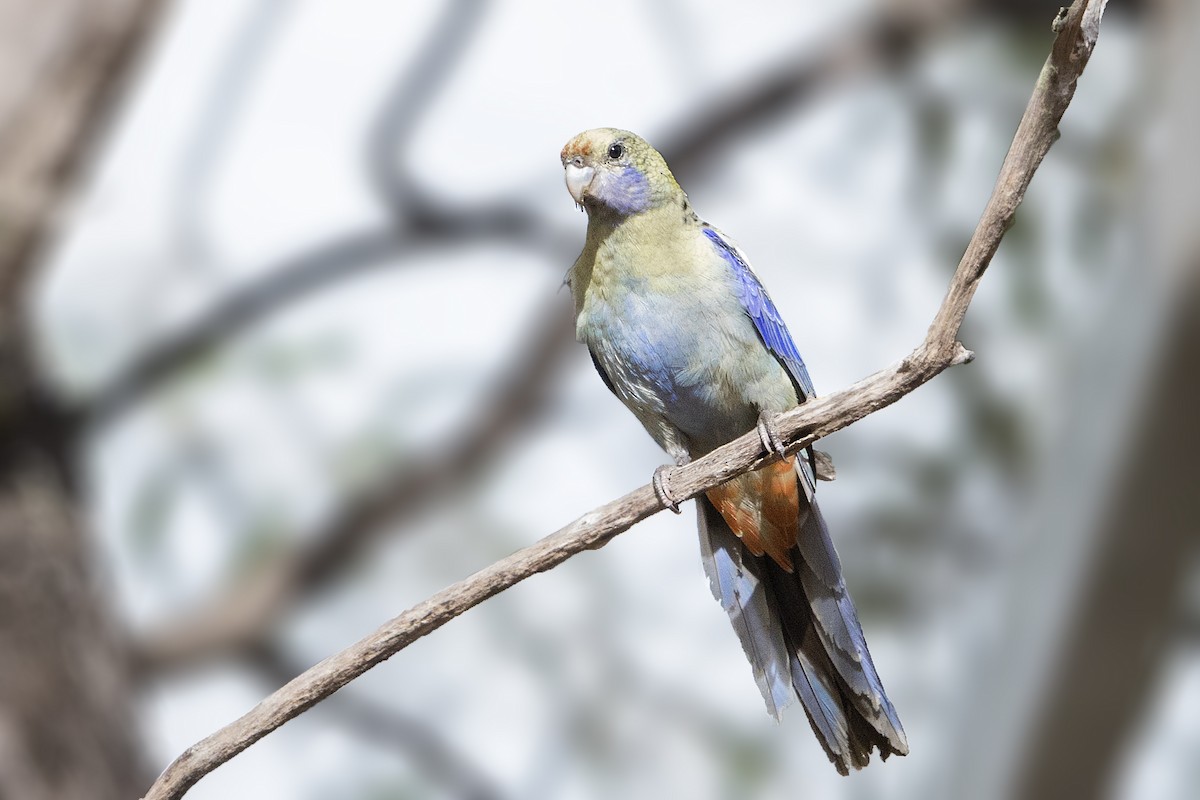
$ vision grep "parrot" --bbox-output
[560,128,907,774]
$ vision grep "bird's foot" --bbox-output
[652,464,683,514]
[756,411,788,461]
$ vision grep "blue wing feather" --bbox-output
[702,227,816,402]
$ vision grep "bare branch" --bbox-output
[141,3,1107,797]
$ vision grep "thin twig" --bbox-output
[141,3,1106,797]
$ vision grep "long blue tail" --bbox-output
[697,491,907,774]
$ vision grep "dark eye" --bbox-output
[607,142,624,160]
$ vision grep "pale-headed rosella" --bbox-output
[560,128,907,774]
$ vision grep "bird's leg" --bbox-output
[652,464,683,514]
[756,411,788,461]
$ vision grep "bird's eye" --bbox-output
[607,143,624,160]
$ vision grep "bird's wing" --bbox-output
[703,225,820,490]
[587,346,618,397]
[701,226,816,402]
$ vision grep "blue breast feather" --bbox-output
[702,227,816,402]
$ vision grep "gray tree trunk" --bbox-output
[0,463,149,799]
[0,0,167,797]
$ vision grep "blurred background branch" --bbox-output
[1012,268,1200,800]
[0,2,165,799]
[246,642,504,800]
[132,303,574,673]
[83,0,956,431]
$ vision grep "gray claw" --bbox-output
[756,412,787,460]
[652,465,682,514]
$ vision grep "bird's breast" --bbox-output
[578,267,785,456]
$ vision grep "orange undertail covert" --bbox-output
[706,457,801,572]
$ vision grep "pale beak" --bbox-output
[565,161,594,207]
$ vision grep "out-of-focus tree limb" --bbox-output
[81,0,518,429]
[97,0,1124,432]
[134,302,573,673]
[0,0,164,316]
[1011,264,1200,800]
[0,467,154,800]
[82,224,564,428]
[141,4,1106,796]
[172,0,292,261]
[119,0,565,677]
[84,0,958,431]
[663,3,937,183]
[367,0,486,218]
[246,644,504,800]
[0,0,165,466]
[1008,1,1197,793]
[0,2,167,799]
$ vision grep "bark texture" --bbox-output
[0,0,166,797]
[0,466,148,800]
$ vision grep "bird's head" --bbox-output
[560,128,681,218]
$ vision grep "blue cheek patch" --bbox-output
[598,166,652,215]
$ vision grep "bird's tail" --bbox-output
[697,489,908,774]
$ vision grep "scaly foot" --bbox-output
[756,411,788,460]
[652,464,682,514]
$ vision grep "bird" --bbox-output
[560,128,907,774]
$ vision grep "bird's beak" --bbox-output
[565,161,594,207]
